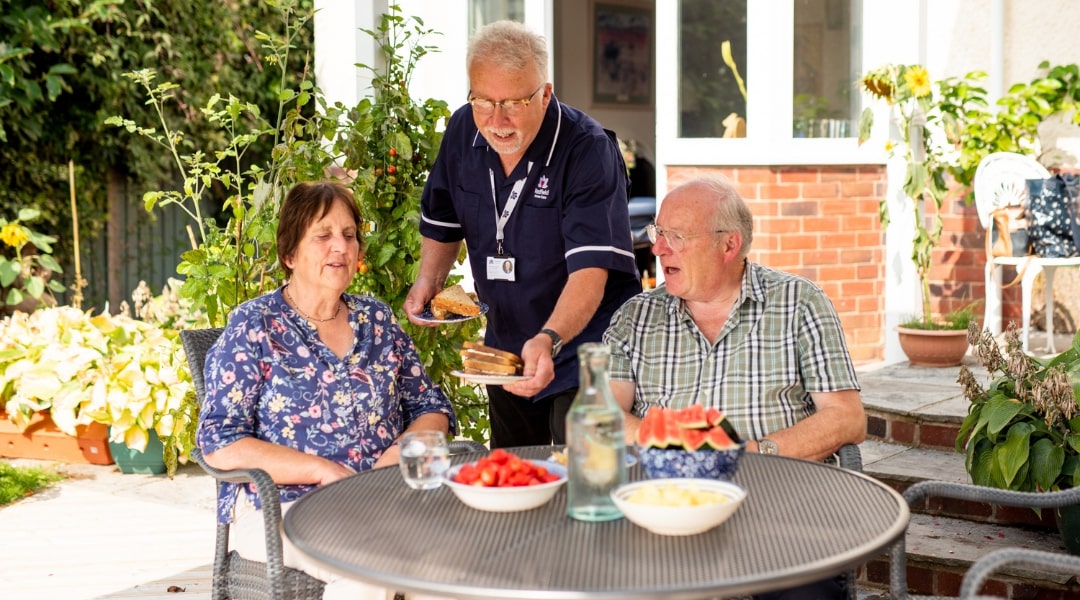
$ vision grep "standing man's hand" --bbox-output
[404,277,440,327]
[504,333,557,396]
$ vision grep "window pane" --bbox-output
[679,0,747,138]
[469,0,526,35]
[793,0,863,138]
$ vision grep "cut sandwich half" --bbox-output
[430,284,481,319]
[460,340,523,376]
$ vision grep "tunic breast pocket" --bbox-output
[454,188,485,239]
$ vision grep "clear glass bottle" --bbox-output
[565,343,627,521]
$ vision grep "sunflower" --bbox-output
[0,223,30,249]
[903,65,932,99]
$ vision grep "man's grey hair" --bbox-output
[467,20,548,87]
[681,176,754,258]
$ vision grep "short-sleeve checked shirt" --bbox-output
[197,288,456,523]
[604,261,859,441]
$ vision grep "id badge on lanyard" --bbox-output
[487,163,532,282]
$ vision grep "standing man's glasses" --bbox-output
[468,86,544,116]
[646,224,728,253]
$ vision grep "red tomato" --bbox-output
[453,450,562,488]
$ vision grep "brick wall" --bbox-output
[664,165,1003,365]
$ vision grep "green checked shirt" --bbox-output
[604,261,860,442]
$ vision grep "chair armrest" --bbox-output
[959,548,1080,599]
[190,446,290,588]
[903,479,1080,510]
[837,443,862,472]
[448,440,487,455]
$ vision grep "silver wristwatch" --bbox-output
[539,328,563,358]
[759,439,779,455]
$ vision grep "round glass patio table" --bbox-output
[284,445,908,600]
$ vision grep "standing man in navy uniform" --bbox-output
[405,20,641,448]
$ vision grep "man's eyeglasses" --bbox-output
[468,86,544,116]
[645,224,728,253]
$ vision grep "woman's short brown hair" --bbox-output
[277,181,363,279]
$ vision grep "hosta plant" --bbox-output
[0,306,194,471]
[957,323,1080,492]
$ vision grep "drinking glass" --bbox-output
[398,431,451,490]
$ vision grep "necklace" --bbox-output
[284,285,343,324]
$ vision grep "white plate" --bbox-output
[414,302,489,324]
[451,370,529,385]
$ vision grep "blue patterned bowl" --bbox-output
[637,444,746,481]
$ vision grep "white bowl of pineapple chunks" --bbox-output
[611,478,746,536]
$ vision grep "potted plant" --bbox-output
[0,304,195,474]
[859,64,985,366]
[957,322,1080,551]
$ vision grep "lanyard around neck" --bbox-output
[489,161,533,255]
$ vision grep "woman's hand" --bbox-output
[313,457,356,487]
[373,443,400,469]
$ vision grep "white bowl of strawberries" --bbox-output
[443,449,567,512]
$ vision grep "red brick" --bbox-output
[777,169,818,183]
[801,182,842,198]
[936,569,964,596]
[920,423,961,449]
[905,564,937,595]
[930,497,993,520]
[891,420,916,444]
[863,558,890,585]
[779,200,819,216]
[867,415,887,439]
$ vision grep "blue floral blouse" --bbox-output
[197,288,456,523]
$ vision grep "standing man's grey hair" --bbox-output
[694,176,754,258]
[466,20,548,88]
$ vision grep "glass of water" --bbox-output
[398,430,451,490]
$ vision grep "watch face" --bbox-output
[760,440,779,455]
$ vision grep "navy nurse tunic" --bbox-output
[420,95,641,400]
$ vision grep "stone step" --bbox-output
[857,511,1078,598]
[855,443,1078,598]
[861,440,1060,530]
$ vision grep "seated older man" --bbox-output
[604,176,865,600]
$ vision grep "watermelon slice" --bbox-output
[637,404,744,450]
[705,426,739,450]
[673,404,709,429]
[706,406,724,426]
[679,427,710,451]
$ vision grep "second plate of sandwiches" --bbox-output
[452,340,528,385]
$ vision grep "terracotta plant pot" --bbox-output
[896,326,969,367]
[0,411,114,465]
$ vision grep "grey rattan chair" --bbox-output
[181,327,487,600]
[958,547,1080,599]
[889,480,1080,599]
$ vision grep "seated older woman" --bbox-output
[197,180,455,600]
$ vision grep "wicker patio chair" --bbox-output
[181,327,487,600]
[888,480,1080,599]
[958,547,1080,599]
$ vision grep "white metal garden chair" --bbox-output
[974,152,1080,353]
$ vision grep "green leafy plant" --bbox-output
[110,2,489,443]
[957,323,1080,493]
[0,462,63,506]
[0,306,194,468]
[0,208,67,311]
[899,301,980,331]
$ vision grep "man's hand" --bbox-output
[503,333,556,396]
[404,278,440,327]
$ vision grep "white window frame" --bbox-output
[656,0,912,168]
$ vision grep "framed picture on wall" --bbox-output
[592,1,652,107]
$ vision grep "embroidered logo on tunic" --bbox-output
[534,175,551,199]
